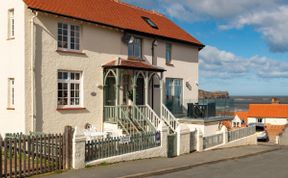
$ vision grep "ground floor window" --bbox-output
[57,71,82,108]
[165,78,183,113]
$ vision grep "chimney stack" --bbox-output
[272,98,280,104]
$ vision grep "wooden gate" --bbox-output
[0,126,73,178]
[167,134,177,158]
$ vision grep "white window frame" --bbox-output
[166,43,172,64]
[8,78,15,109]
[57,22,80,51]
[8,9,15,39]
[128,37,142,59]
[57,71,83,108]
[165,78,184,105]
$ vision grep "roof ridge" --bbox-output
[113,0,165,17]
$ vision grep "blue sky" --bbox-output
[123,0,288,96]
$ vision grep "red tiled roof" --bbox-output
[248,104,288,118]
[23,0,204,47]
[235,111,248,122]
[102,58,166,72]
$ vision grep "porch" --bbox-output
[102,58,168,135]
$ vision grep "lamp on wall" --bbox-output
[128,35,135,44]
[152,40,158,46]
[186,81,192,90]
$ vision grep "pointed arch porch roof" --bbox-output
[102,58,166,72]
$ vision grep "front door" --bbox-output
[136,76,145,105]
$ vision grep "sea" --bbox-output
[230,96,288,112]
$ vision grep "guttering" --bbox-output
[31,11,38,132]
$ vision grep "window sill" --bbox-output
[165,63,174,67]
[57,107,86,111]
[7,107,15,110]
[7,37,15,40]
[56,49,86,55]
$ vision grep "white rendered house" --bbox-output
[0,0,205,135]
[247,104,288,126]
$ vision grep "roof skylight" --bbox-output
[142,17,158,29]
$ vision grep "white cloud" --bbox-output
[124,0,288,52]
[200,46,288,79]
[220,6,288,52]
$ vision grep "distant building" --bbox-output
[234,99,288,141]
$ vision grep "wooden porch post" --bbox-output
[144,71,149,105]
[115,68,120,106]
[160,72,164,119]
[133,71,137,105]
[115,68,120,118]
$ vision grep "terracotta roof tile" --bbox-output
[235,111,248,122]
[248,104,288,118]
[102,58,165,72]
[23,0,204,47]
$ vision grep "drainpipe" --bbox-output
[151,40,158,109]
[30,11,38,132]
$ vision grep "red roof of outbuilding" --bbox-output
[103,58,166,72]
[23,0,204,47]
[235,111,248,122]
[248,104,288,118]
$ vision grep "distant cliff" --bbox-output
[199,89,229,99]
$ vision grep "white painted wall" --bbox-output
[0,4,200,134]
[204,124,222,136]
[179,120,222,137]
[0,0,26,135]
[232,116,242,127]
[23,12,200,133]
[248,117,288,125]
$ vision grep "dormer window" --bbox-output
[142,17,158,29]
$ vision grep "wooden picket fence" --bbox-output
[0,126,73,178]
[85,132,161,162]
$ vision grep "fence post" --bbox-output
[63,126,73,169]
[157,121,169,157]
[0,134,2,178]
[222,126,228,144]
[72,127,86,169]
[176,124,190,156]
[196,129,204,152]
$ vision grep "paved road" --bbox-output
[150,147,288,178]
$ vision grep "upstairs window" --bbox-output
[8,78,15,109]
[166,43,172,64]
[142,17,158,29]
[58,23,80,51]
[8,9,15,39]
[128,37,142,59]
[58,71,82,108]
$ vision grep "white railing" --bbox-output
[118,107,140,135]
[133,105,156,132]
[161,104,179,133]
[138,105,161,129]
[104,105,140,135]
[104,106,117,122]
